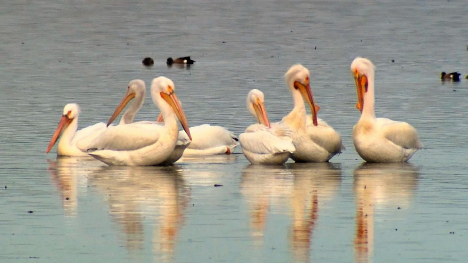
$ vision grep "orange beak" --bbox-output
[106,89,136,126]
[295,79,320,126]
[353,71,367,113]
[46,114,73,153]
[253,99,271,128]
[160,91,192,140]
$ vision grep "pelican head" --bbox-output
[151,77,192,140]
[285,64,319,126]
[107,79,146,126]
[246,89,270,128]
[350,57,375,113]
[46,103,81,153]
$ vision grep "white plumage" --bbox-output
[350,57,423,162]
[46,103,106,157]
[104,79,190,165]
[86,77,192,166]
[281,64,343,162]
[107,79,147,126]
[239,89,295,165]
[156,114,238,156]
[183,124,238,155]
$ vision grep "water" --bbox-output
[1,0,468,262]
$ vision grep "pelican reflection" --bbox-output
[353,163,419,263]
[47,157,102,217]
[178,153,238,164]
[88,166,189,262]
[240,163,341,262]
[287,163,342,263]
[240,165,294,245]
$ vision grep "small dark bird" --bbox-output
[441,71,461,82]
[167,56,195,65]
[142,57,154,66]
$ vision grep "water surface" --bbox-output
[1,0,468,262]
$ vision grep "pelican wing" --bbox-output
[188,124,238,149]
[72,122,107,149]
[307,118,344,154]
[83,123,163,151]
[244,123,265,133]
[240,126,295,154]
[271,122,294,137]
[378,118,423,149]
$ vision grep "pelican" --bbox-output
[157,115,238,156]
[183,125,238,155]
[105,79,191,165]
[107,79,147,126]
[46,103,106,157]
[281,64,343,163]
[239,89,295,165]
[86,77,192,166]
[351,57,423,162]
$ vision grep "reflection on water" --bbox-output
[87,165,188,262]
[287,163,342,263]
[178,154,238,164]
[47,157,102,217]
[353,163,419,263]
[240,163,341,262]
[167,63,193,70]
[240,165,294,245]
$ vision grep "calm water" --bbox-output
[1,0,468,262]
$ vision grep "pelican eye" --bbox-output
[167,86,173,93]
[66,111,73,119]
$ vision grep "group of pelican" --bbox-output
[46,77,238,166]
[46,57,423,166]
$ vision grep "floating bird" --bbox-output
[142,57,154,67]
[239,89,295,165]
[86,77,192,166]
[280,64,343,162]
[351,57,423,162]
[157,113,238,155]
[441,71,461,82]
[46,103,106,156]
[105,79,191,165]
[166,56,195,65]
[107,79,147,126]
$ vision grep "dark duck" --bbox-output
[441,71,461,82]
[167,56,195,65]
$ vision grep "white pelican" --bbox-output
[239,89,295,165]
[104,79,190,165]
[157,115,238,156]
[86,77,192,166]
[351,57,423,163]
[281,64,344,163]
[183,124,238,155]
[46,103,106,157]
[107,79,147,126]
